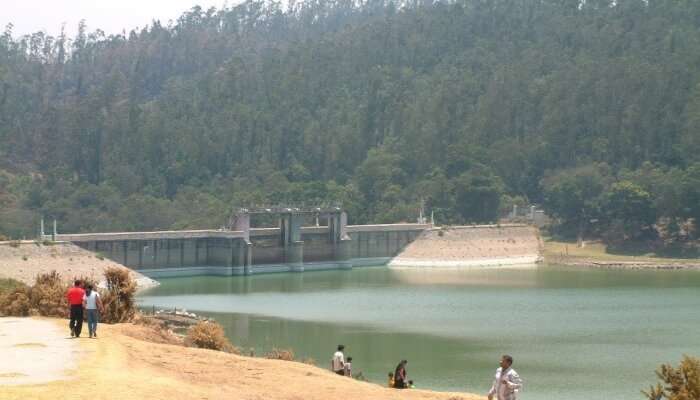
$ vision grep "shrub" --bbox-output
[0,287,31,316]
[0,234,9,241]
[30,271,68,317]
[0,278,25,294]
[101,267,136,323]
[302,357,316,365]
[644,355,700,400]
[8,240,20,248]
[185,321,237,353]
[265,348,295,361]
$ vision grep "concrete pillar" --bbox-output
[136,240,145,268]
[228,239,235,268]
[280,212,305,271]
[242,240,253,275]
[233,213,250,241]
[179,240,185,267]
[152,240,157,268]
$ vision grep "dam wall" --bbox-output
[57,224,428,278]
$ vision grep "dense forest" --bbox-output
[1,0,700,253]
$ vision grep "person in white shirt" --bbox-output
[331,345,345,375]
[82,284,104,339]
[487,355,523,400]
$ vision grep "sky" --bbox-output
[2,0,229,37]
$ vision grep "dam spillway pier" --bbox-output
[50,208,427,278]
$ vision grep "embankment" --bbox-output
[0,317,483,400]
[0,241,157,288]
[389,225,542,267]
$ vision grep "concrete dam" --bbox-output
[53,209,427,278]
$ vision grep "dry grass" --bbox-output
[0,320,484,400]
[543,239,697,264]
[265,348,295,361]
[29,271,68,317]
[185,321,238,353]
[0,269,137,322]
[0,287,31,316]
[101,267,137,323]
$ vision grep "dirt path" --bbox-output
[0,317,83,386]
[0,318,483,400]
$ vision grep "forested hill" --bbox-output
[1,0,700,248]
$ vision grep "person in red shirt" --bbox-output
[66,280,85,338]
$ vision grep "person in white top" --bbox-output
[331,345,345,375]
[487,355,523,400]
[82,284,103,339]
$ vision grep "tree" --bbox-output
[643,355,700,400]
[601,181,657,242]
[453,166,505,224]
[541,164,610,239]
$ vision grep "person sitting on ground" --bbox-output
[393,359,408,389]
[331,344,345,375]
[408,380,415,389]
[83,284,103,338]
[65,280,85,338]
[344,356,353,377]
[487,354,523,400]
[388,372,394,388]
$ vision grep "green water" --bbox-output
[137,265,700,399]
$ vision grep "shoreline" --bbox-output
[545,257,700,270]
[543,239,700,270]
[389,256,541,268]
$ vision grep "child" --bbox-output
[408,380,416,389]
[344,357,353,377]
[388,372,395,388]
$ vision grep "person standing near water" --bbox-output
[393,360,408,388]
[331,345,346,375]
[83,284,103,338]
[487,355,522,400]
[66,280,85,338]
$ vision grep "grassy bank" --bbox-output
[543,238,700,267]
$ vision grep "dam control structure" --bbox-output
[50,208,428,278]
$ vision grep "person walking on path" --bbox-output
[66,280,85,338]
[331,345,346,375]
[393,360,408,389]
[487,355,523,400]
[83,284,103,338]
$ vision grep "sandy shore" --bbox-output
[0,241,158,289]
[390,225,542,268]
[0,317,483,400]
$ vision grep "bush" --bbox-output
[30,271,69,317]
[0,287,31,316]
[185,321,237,353]
[265,348,295,361]
[8,240,20,248]
[0,278,25,294]
[644,355,700,400]
[101,267,136,323]
[0,234,8,241]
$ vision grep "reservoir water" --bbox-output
[137,265,700,400]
